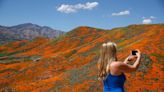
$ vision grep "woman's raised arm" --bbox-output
[118,49,141,73]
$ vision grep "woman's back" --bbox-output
[103,72,126,92]
[103,62,126,92]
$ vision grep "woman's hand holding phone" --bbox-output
[127,49,140,61]
[127,55,137,61]
[135,49,141,57]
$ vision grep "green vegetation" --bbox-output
[0,68,18,74]
[152,78,159,81]
[80,42,102,57]
[65,49,77,58]
[142,89,158,92]
[150,53,164,59]
[137,54,153,74]
[150,53,164,64]
[0,53,6,57]
[0,55,41,64]
[51,34,67,44]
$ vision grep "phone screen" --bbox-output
[132,50,138,55]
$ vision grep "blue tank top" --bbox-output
[103,72,126,92]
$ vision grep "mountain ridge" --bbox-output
[0,23,65,44]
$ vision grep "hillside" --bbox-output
[0,23,65,44]
[0,24,163,92]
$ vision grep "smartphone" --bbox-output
[132,50,138,55]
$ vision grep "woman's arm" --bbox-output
[118,49,141,73]
[123,55,137,64]
[123,51,134,64]
[131,50,141,69]
[123,56,130,64]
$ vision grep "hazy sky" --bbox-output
[0,0,164,32]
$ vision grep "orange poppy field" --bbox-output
[0,24,163,92]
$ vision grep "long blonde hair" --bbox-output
[97,41,117,81]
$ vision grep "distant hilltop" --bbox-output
[0,23,65,44]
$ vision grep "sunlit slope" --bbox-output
[0,24,163,92]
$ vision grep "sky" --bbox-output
[0,0,164,32]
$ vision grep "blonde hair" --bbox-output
[97,41,117,81]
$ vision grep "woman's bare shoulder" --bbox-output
[109,61,124,75]
[110,61,124,67]
[110,61,124,68]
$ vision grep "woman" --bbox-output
[97,41,141,92]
